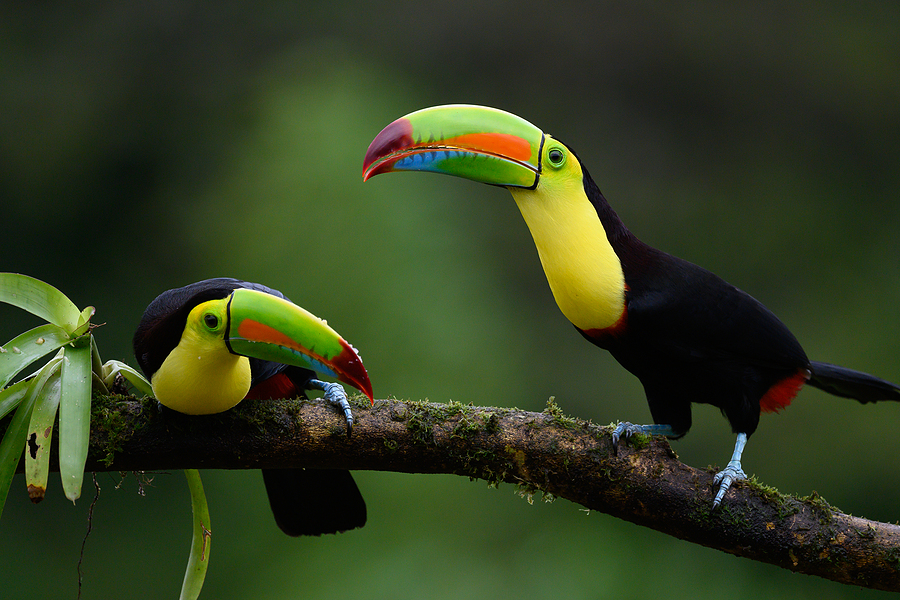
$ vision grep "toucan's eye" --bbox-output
[547,147,565,167]
[203,313,219,329]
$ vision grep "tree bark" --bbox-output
[13,393,900,592]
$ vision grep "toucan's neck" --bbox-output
[151,326,252,415]
[509,168,627,332]
[581,168,632,249]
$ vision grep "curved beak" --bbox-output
[224,288,373,402]
[363,104,545,189]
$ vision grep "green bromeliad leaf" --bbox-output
[100,360,153,396]
[25,357,63,502]
[0,359,61,518]
[73,306,96,338]
[0,378,31,422]
[0,273,82,334]
[0,324,72,389]
[59,341,92,502]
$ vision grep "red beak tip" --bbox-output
[361,381,374,404]
[362,118,414,180]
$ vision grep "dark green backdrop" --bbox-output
[2,2,898,598]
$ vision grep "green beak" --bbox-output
[363,104,545,188]
[225,288,373,401]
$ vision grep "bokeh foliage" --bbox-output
[1,2,898,598]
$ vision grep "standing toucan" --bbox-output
[133,278,372,535]
[362,104,900,506]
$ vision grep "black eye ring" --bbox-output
[204,313,219,329]
[548,148,565,166]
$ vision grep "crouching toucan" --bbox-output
[133,278,372,535]
[362,104,900,506]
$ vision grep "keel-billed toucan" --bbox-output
[133,278,372,535]
[362,104,900,506]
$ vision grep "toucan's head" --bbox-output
[362,105,628,334]
[134,279,373,415]
[362,104,586,197]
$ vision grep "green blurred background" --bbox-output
[2,2,899,598]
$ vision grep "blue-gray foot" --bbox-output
[308,379,354,435]
[712,433,749,507]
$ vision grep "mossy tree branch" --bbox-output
[9,394,900,592]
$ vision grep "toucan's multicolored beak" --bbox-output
[225,288,373,402]
[363,104,545,189]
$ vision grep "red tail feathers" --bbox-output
[759,369,810,413]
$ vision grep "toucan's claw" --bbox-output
[611,422,638,448]
[309,379,354,436]
[712,463,746,507]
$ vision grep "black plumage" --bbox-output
[576,161,900,439]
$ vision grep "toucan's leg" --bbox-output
[308,379,354,435]
[611,422,678,446]
[712,432,748,507]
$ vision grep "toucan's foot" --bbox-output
[611,422,643,446]
[308,379,353,436]
[611,422,677,452]
[712,433,749,507]
[712,463,746,507]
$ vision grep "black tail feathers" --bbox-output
[262,468,366,536]
[808,361,900,404]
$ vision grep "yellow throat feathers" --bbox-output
[151,301,252,415]
[509,156,625,332]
